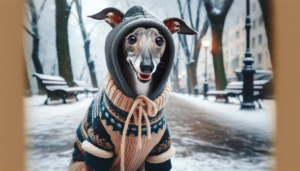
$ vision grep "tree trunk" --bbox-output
[27,0,43,74]
[172,56,180,92]
[190,37,200,90]
[204,0,233,90]
[55,0,74,86]
[23,50,32,97]
[172,67,180,92]
[258,0,275,75]
[177,0,210,94]
[186,65,194,94]
[75,0,98,88]
[211,20,227,90]
[27,0,45,93]
[85,40,98,87]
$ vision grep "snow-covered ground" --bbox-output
[169,93,275,171]
[25,94,94,171]
[25,93,275,171]
[171,93,276,135]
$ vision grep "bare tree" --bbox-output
[203,0,233,90]
[172,42,181,92]
[55,0,75,86]
[74,0,98,88]
[258,0,274,75]
[177,0,210,94]
[23,49,32,97]
[24,0,47,93]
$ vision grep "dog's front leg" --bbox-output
[68,159,92,171]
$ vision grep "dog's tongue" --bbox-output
[138,73,151,80]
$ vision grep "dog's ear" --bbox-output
[88,7,124,28]
[163,17,197,35]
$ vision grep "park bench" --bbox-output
[207,80,273,108]
[32,73,85,104]
[73,80,99,97]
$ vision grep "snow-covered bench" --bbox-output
[32,73,85,104]
[207,80,271,108]
[73,80,99,97]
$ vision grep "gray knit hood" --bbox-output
[89,5,196,100]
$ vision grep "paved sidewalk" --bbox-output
[166,93,275,171]
[25,93,275,171]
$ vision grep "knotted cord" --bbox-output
[120,95,158,171]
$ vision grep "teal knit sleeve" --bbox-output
[145,159,172,171]
[81,96,115,171]
[82,130,115,171]
[72,100,92,161]
[145,127,175,171]
[83,135,114,171]
[84,151,113,171]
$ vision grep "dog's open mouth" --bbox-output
[129,61,152,83]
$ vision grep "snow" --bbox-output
[169,93,275,171]
[25,93,274,171]
[25,94,94,171]
[172,153,273,171]
[171,93,276,135]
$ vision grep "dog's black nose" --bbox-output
[140,58,154,74]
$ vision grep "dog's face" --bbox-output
[88,7,197,93]
[123,27,166,83]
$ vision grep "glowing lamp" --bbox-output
[201,39,211,48]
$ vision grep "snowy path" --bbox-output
[25,95,94,171]
[166,93,274,171]
[25,93,274,171]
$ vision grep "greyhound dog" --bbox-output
[120,27,167,97]
[69,6,196,171]
[69,27,170,171]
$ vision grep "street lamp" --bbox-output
[241,0,256,110]
[201,38,211,100]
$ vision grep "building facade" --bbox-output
[197,0,272,90]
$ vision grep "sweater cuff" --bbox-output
[82,140,114,158]
[85,151,113,171]
[145,159,172,171]
[146,145,176,163]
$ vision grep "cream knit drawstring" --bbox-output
[120,95,158,171]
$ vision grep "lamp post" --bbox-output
[201,38,211,100]
[241,0,256,110]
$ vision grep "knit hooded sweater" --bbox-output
[72,72,175,171]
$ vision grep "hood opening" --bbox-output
[106,17,175,100]
[152,41,170,93]
[117,26,171,98]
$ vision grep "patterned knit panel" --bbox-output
[95,90,168,171]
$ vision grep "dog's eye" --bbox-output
[156,37,164,46]
[127,35,136,45]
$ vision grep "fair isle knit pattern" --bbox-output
[72,72,175,171]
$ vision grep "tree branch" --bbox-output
[26,11,32,25]
[70,11,79,22]
[177,34,190,59]
[37,0,48,21]
[198,17,210,42]
[195,0,202,31]
[177,0,191,60]
[220,0,234,16]
[187,0,194,30]
[177,0,185,19]
[23,25,39,39]
[80,65,86,81]
[203,0,213,16]
[87,22,100,37]
[70,0,75,6]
